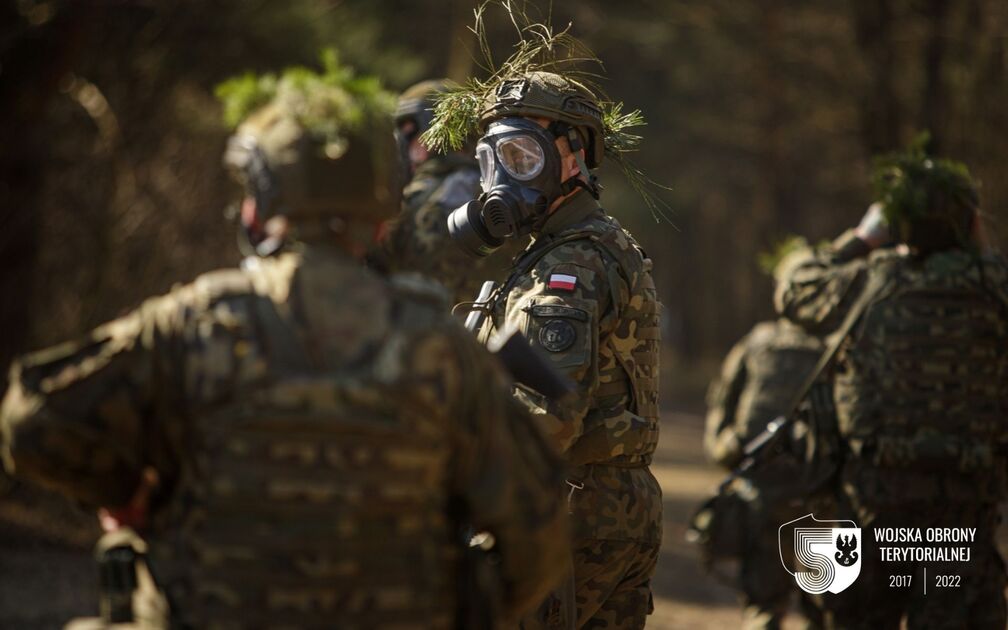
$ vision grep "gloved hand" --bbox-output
[855,202,890,249]
[98,467,159,533]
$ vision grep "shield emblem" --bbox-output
[780,514,862,595]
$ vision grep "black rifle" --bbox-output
[714,271,889,492]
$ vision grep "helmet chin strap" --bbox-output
[549,121,600,199]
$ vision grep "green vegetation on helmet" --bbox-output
[758,235,809,276]
[396,78,454,134]
[217,50,400,224]
[872,133,979,254]
[420,0,669,220]
[216,48,395,146]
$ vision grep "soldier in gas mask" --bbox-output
[1,60,569,629]
[429,68,664,629]
[369,79,524,308]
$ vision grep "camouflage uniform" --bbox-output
[1,91,569,628]
[776,229,1008,630]
[477,191,663,629]
[705,319,827,630]
[372,153,524,306]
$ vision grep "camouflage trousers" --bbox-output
[522,539,659,630]
[740,531,820,630]
[816,501,1006,630]
[740,499,829,630]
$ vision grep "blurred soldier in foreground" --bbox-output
[775,140,1008,629]
[0,59,568,629]
[703,241,828,630]
[424,23,665,622]
[370,79,523,308]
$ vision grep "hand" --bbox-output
[855,202,890,249]
[98,467,159,533]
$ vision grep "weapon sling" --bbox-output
[717,268,891,492]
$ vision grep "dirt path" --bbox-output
[648,411,749,629]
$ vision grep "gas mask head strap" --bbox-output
[548,121,600,199]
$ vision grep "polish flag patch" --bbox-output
[547,273,578,291]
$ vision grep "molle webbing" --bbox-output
[176,388,454,627]
[838,270,1008,474]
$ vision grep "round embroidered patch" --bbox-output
[539,319,577,353]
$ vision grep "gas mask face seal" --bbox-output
[224,134,285,257]
[448,117,583,258]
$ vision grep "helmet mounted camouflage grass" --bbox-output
[420,1,671,220]
[396,79,453,138]
[217,50,400,228]
[872,134,979,254]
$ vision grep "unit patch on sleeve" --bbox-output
[539,319,577,352]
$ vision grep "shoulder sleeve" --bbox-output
[425,323,568,619]
[0,266,264,508]
[2,292,181,506]
[774,240,871,334]
[497,239,614,453]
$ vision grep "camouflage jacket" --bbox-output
[704,319,823,469]
[775,230,1008,504]
[477,192,662,544]
[1,244,568,628]
[370,154,525,307]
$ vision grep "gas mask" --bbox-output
[224,133,285,257]
[446,117,597,257]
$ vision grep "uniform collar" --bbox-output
[536,190,602,237]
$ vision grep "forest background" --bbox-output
[2,0,1006,406]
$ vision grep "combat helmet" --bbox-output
[225,102,399,224]
[479,71,606,169]
[396,79,453,140]
[873,136,979,254]
[217,52,399,252]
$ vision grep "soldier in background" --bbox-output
[0,65,568,628]
[775,143,1008,629]
[370,79,524,308]
[704,245,827,629]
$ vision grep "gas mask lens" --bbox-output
[496,135,545,180]
[476,144,494,192]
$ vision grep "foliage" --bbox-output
[215,48,396,146]
[872,132,978,229]
[757,235,809,275]
[420,0,671,221]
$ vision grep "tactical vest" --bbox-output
[836,252,1008,482]
[485,215,661,467]
[736,321,824,445]
[151,271,457,629]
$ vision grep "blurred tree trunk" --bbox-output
[921,0,950,152]
[851,0,901,153]
[0,4,90,383]
[446,0,476,82]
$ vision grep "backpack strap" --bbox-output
[728,266,892,484]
